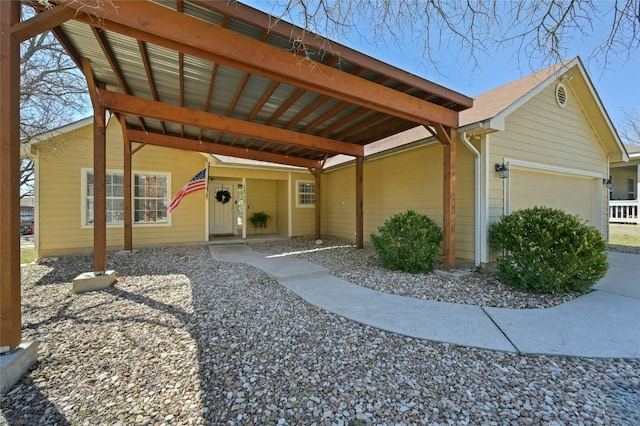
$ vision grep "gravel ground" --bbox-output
[2,239,639,425]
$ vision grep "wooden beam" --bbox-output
[93,107,107,273]
[11,5,75,41]
[355,155,364,249]
[60,0,459,128]
[99,90,364,157]
[81,57,104,128]
[127,130,322,169]
[0,0,22,351]
[440,125,457,270]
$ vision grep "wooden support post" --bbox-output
[442,126,457,270]
[355,155,364,249]
[93,107,107,273]
[121,115,133,251]
[0,0,22,351]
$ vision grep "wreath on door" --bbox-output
[215,189,231,204]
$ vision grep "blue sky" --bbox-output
[246,1,639,135]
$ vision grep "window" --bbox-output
[628,178,636,200]
[83,169,170,227]
[84,170,124,226]
[296,180,315,207]
[134,173,169,223]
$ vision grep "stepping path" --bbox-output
[210,245,640,358]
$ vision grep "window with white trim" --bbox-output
[628,178,636,200]
[83,169,170,226]
[134,172,169,223]
[296,180,315,207]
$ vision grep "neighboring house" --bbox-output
[609,144,640,224]
[28,57,626,266]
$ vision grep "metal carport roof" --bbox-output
[36,0,472,168]
[1,0,472,352]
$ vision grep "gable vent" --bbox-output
[555,82,568,108]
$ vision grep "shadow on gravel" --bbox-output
[0,380,71,426]
[5,243,640,425]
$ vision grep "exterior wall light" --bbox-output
[603,176,613,190]
[495,163,509,179]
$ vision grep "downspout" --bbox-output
[461,131,481,267]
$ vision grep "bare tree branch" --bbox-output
[618,107,640,145]
[19,5,90,198]
[269,0,639,76]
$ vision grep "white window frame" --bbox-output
[628,177,636,200]
[81,168,172,228]
[296,180,316,208]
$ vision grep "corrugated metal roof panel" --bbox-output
[44,0,468,168]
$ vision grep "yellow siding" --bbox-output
[275,179,289,236]
[322,142,476,262]
[290,174,317,237]
[36,118,208,257]
[488,82,609,235]
[245,179,277,235]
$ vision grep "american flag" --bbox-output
[167,168,207,213]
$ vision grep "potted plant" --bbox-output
[249,211,270,230]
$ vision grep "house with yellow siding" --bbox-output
[29,117,318,258]
[27,57,626,267]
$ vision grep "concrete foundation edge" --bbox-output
[0,340,39,395]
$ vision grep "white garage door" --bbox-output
[509,168,596,225]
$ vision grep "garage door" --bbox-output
[509,168,596,225]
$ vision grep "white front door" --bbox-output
[210,182,235,234]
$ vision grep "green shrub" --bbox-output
[370,210,443,273]
[488,206,608,293]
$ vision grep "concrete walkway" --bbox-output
[209,245,640,359]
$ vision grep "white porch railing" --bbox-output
[609,199,640,224]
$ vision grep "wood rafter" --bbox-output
[99,90,364,157]
[199,62,220,140]
[128,130,320,169]
[343,116,409,143]
[91,26,147,131]
[318,107,370,138]
[229,79,280,146]
[330,80,420,141]
[51,26,81,67]
[225,32,268,119]
[137,40,166,134]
